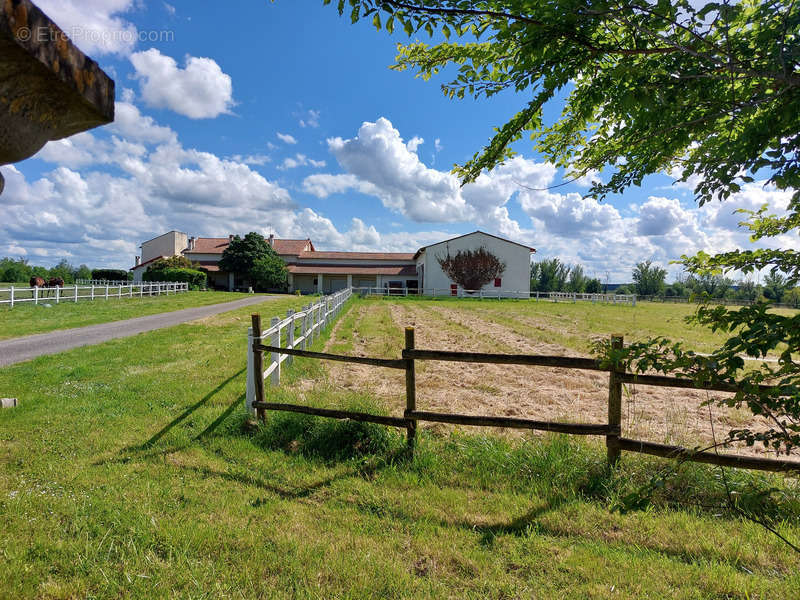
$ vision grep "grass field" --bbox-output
[0,296,798,598]
[0,291,254,340]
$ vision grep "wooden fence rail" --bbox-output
[248,308,800,473]
[0,282,189,307]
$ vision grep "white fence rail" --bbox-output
[76,279,133,286]
[0,282,189,307]
[351,287,636,305]
[246,287,352,415]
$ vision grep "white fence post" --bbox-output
[105,284,109,300]
[9,286,13,309]
[74,285,78,303]
[301,304,309,349]
[34,286,38,305]
[270,316,280,387]
[286,309,294,366]
[55,286,60,304]
[91,285,95,301]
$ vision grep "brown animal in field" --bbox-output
[47,277,64,288]
[29,276,45,288]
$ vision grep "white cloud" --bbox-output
[434,138,443,152]
[278,154,326,170]
[34,0,137,55]
[406,136,424,152]
[277,133,298,145]
[231,154,271,166]
[299,109,321,128]
[130,49,234,119]
[164,2,176,15]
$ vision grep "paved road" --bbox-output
[0,295,279,368]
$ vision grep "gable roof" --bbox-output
[413,231,536,259]
[184,237,313,256]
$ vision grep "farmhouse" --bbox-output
[131,230,535,295]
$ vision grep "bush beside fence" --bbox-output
[0,282,189,307]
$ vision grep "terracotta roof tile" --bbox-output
[288,264,417,276]
[297,251,415,260]
[185,237,312,256]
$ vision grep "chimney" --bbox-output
[268,234,274,247]
[135,256,141,266]
[188,236,195,251]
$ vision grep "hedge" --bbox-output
[143,267,207,289]
[92,269,131,281]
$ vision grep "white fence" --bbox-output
[0,282,189,308]
[76,279,132,286]
[246,287,352,415]
[351,287,636,305]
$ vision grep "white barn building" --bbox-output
[131,230,534,296]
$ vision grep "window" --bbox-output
[494,278,502,287]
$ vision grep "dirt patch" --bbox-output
[309,301,777,458]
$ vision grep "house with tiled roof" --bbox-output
[131,230,534,295]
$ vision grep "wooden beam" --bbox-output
[618,372,776,394]
[254,344,406,369]
[613,437,800,473]
[407,410,616,436]
[402,349,604,371]
[252,402,409,428]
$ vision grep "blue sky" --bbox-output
[1,0,795,281]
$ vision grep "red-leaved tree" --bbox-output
[437,247,505,291]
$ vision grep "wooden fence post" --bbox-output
[286,310,295,366]
[404,326,417,452]
[607,334,624,466]
[251,314,265,421]
[271,316,281,387]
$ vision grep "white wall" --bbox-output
[420,232,531,295]
[141,231,187,264]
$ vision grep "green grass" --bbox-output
[368,295,796,355]
[1,296,799,597]
[0,291,259,340]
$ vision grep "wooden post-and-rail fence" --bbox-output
[246,287,353,418]
[248,313,800,473]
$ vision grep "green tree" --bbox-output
[530,258,569,292]
[73,264,92,281]
[632,261,667,297]
[333,0,800,453]
[251,255,290,292]
[585,278,602,294]
[566,264,588,293]
[0,257,31,283]
[763,272,789,303]
[219,232,288,291]
[148,255,194,271]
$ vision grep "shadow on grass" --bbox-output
[136,367,245,450]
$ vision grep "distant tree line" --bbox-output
[530,258,799,306]
[0,257,130,285]
[530,258,603,294]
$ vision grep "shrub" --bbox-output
[143,267,207,289]
[92,269,131,281]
